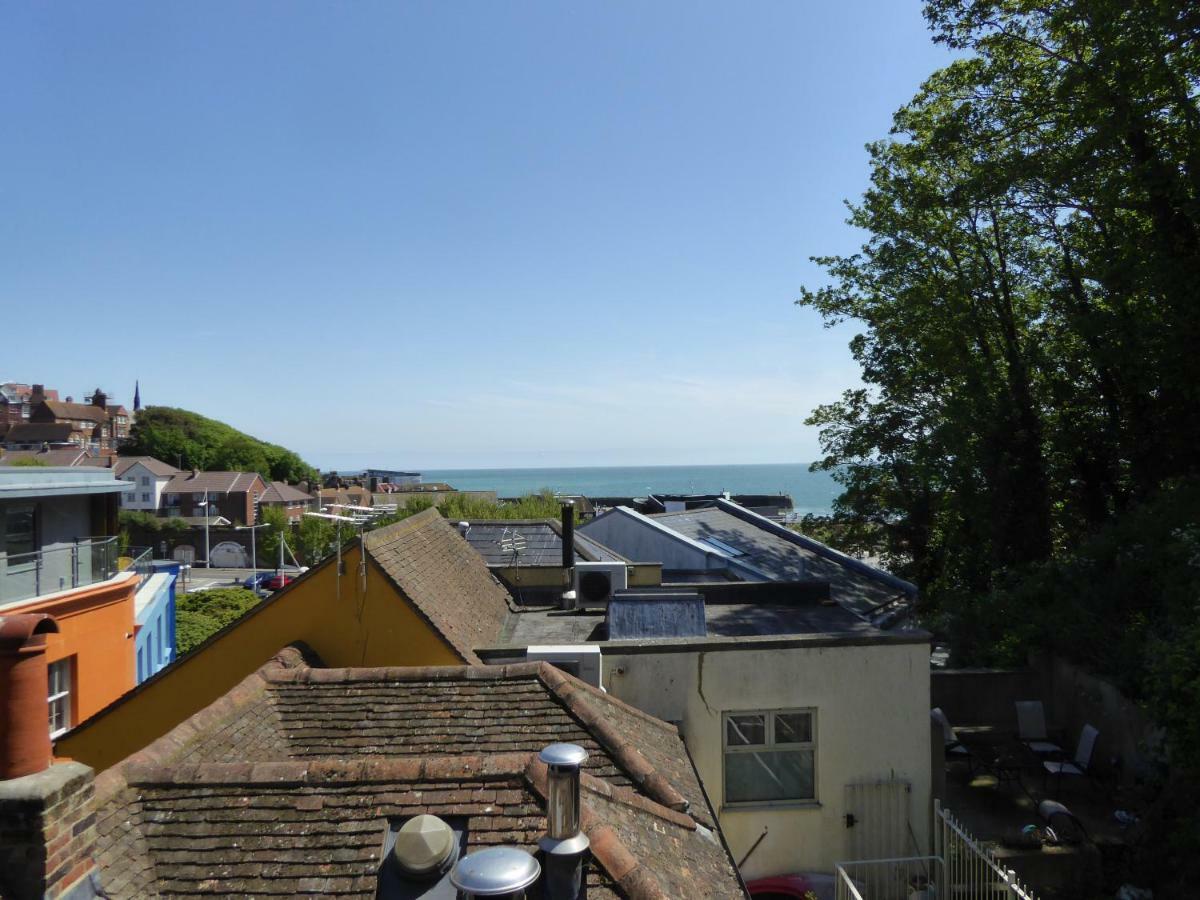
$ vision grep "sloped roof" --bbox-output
[649,500,915,618]
[162,470,266,494]
[364,509,513,663]
[462,519,628,566]
[40,400,108,422]
[1,422,81,444]
[113,456,180,479]
[261,480,314,503]
[92,647,743,899]
[0,447,90,467]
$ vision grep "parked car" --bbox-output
[746,874,836,900]
[242,572,273,591]
[265,573,295,591]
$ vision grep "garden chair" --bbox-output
[1043,724,1100,797]
[1015,700,1066,760]
[931,707,975,772]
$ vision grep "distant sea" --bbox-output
[420,463,839,516]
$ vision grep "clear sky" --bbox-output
[1,2,951,470]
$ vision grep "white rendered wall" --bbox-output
[601,640,931,880]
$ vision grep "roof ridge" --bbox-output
[264,660,546,684]
[534,663,690,814]
[122,752,534,788]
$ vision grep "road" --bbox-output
[177,565,304,594]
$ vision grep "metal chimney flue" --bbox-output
[559,502,576,611]
[539,743,590,899]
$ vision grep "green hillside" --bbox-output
[121,406,317,484]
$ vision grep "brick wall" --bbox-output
[0,762,98,898]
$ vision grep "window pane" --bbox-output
[775,712,812,744]
[726,714,766,747]
[725,749,814,803]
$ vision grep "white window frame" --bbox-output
[722,707,817,808]
[48,658,72,738]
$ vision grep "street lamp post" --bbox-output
[235,523,269,590]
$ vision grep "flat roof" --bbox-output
[0,467,131,498]
[496,597,919,650]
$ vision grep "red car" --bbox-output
[264,573,295,591]
[746,874,836,900]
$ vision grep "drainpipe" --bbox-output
[539,743,591,899]
[0,614,61,779]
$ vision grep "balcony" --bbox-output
[0,536,133,606]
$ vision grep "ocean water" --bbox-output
[421,463,840,516]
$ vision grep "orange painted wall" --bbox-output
[56,544,464,772]
[12,574,138,728]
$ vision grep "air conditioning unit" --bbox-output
[573,561,628,610]
[526,645,603,689]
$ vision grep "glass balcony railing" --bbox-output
[0,536,122,606]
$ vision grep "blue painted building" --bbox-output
[134,560,179,683]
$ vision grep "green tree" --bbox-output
[258,505,290,567]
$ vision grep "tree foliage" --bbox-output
[801,1,1200,756]
[174,588,260,655]
[122,406,317,483]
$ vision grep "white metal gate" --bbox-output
[844,779,913,862]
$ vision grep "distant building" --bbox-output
[161,470,267,526]
[0,423,91,452]
[363,467,420,486]
[113,457,180,512]
[580,497,916,624]
[259,480,316,521]
[0,382,59,424]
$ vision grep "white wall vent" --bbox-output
[526,645,603,689]
[572,562,628,610]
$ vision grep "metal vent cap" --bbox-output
[538,743,589,769]
[450,846,541,896]
[392,814,456,877]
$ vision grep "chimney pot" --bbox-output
[0,613,61,780]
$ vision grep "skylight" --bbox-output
[700,537,744,557]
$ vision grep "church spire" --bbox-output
[133,380,141,412]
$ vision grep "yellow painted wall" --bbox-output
[56,544,462,772]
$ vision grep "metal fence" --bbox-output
[836,801,1039,900]
[934,799,1039,899]
[836,856,941,900]
[0,536,120,604]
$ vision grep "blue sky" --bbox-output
[1,2,951,470]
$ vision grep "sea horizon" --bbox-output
[400,462,841,516]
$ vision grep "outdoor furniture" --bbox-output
[931,707,975,773]
[1015,700,1067,759]
[1043,724,1100,797]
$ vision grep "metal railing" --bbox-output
[0,536,121,605]
[935,799,1039,899]
[836,857,941,900]
[121,546,155,589]
[836,802,1039,900]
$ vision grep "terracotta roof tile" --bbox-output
[92,647,745,898]
[364,509,514,663]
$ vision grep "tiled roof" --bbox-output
[0,447,90,466]
[92,648,743,899]
[463,519,628,566]
[40,400,108,423]
[163,470,266,494]
[113,456,180,478]
[365,509,514,663]
[1,422,82,443]
[261,480,314,503]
